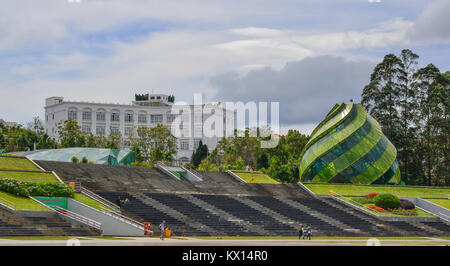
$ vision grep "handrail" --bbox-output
[81,187,121,212]
[53,206,102,230]
[438,212,450,223]
[183,166,203,181]
[0,196,49,211]
[99,206,144,229]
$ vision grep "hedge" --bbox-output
[0,178,74,198]
[374,193,401,210]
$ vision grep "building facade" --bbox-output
[44,94,235,161]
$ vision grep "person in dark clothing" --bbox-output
[298,225,304,240]
[116,196,122,208]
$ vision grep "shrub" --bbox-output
[400,199,415,210]
[390,208,418,216]
[81,156,88,163]
[0,178,74,198]
[374,193,401,210]
[364,192,379,198]
[71,156,79,163]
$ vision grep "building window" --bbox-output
[82,111,92,121]
[166,114,176,123]
[52,114,55,120]
[82,125,91,134]
[111,112,120,122]
[68,111,77,120]
[138,114,147,123]
[111,127,120,134]
[96,126,106,136]
[96,112,105,121]
[125,113,134,123]
[151,114,163,123]
[180,141,189,150]
[124,127,132,137]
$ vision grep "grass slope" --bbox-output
[234,172,280,184]
[73,193,114,212]
[0,191,51,211]
[0,171,58,182]
[0,157,41,171]
[304,183,450,198]
[425,199,450,210]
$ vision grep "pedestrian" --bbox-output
[298,225,304,240]
[306,224,312,240]
[122,198,130,209]
[159,220,166,240]
[116,196,122,209]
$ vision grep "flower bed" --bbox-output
[366,204,389,213]
[0,178,73,198]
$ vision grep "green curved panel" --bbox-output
[307,103,353,146]
[300,104,366,178]
[298,102,401,185]
[351,139,397,184]
[311,115,382,182]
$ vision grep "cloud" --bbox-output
[210,55,376,128]
[408,0,450,43]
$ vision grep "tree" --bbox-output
[26,116,45,137]
[362,54,406,144]
[192,140,208,168]
[397,49,420,184]
[56,119,86,148]
[413,64,449,186]
[106,127,122,150]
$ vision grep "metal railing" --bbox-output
[438,212,450,223]
[81,187,121,212]
[53,206,102,230]
[0,196,51,212]
[99,206,144,230]
[183,165,203,180]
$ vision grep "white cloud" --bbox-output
[408,0,450,43]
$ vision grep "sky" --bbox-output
[0,0,449,135]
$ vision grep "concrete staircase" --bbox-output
[0,208,100,237]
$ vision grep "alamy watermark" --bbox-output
[169,94,280,148]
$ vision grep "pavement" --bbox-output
[0,237,448,246]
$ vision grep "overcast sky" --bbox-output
[0,0,449,135]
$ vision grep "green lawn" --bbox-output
[0,171,59,182]
[339,196,435,217]
[0,156,41,171]
[233,172,280,184]
[425,199,450,210]
[73,193,114,212]
[304,183,450,198]
[0,191,51,211]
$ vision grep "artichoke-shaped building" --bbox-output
[299,102,401,184]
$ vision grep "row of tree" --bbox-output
[189,129,309,184]
[362,49,449,186]
[0,117,55,153]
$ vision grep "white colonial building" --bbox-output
[44,94,235,161]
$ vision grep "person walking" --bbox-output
[306,224,312,240]
[298,225,304,240]
[159,220,166,240]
